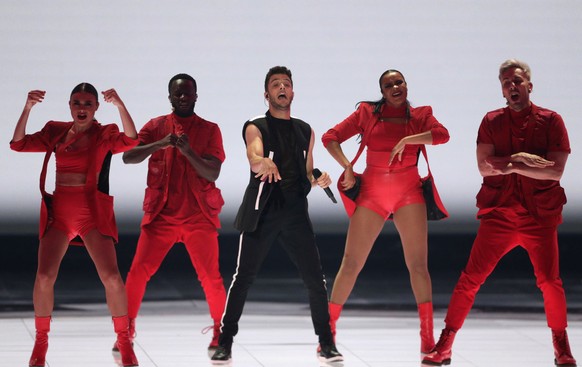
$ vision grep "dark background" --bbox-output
[2,232,581,315]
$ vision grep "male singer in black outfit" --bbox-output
[211,66,343,364]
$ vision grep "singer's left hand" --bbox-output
[314,171,332,189]
[389,137,409,165]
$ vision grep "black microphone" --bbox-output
[313,168,337,204]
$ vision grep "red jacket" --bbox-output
[476,104,570,225]
[138,114,225,228]
[10,120,138,243]
[322,103,450,148]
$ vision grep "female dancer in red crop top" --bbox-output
[10,83,139,367]
[321,69,449,355]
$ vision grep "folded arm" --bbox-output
[477,143,567,181]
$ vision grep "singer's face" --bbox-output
[380,72,407,107]
[69,92,99,126]
[265,74,294,111]
[500,67,532,112]
[169,79,197,117]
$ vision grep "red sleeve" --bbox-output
[204,124,226,163]
[477,115,495,145]
[101,124,139,154]
[548,113,571,153]
[137,119,157,146]
[413,106,450,145]
[321,105,368,147]
[10,121,56,152]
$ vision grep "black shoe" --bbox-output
[318,343,344,363]
[211,344,232,364]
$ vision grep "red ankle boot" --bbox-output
[329,302,343,342]
[552,329,577,366]
[29,316,51,367]
[422,328,456,366]
[112,317,135,352]
[317,302,343,354]
[113,316,139,367]
[418,302,435,354]
[205,321,221,350]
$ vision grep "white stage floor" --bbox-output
[1,300,580,367]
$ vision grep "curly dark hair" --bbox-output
[264,66,293,92]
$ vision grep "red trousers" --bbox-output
[125,216,226,321]
[444,206,568,331]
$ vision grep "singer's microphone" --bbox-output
[313,168,337,204]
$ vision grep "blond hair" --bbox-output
[499,59,531,80]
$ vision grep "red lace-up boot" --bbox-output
[422,328,456,366]
[329,302,343,342]
[418,302,435,354]
[113,316,139,367]
[205,321,221,350]
[552,329,577,366]
[29,316,51,367]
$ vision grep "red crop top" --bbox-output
[55,133,90,174]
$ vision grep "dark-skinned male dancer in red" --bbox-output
[119,73,226,353]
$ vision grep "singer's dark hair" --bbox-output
[168,73,197,94]
[70,82,98,101]
[264,66,293,92]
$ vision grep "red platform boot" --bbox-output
[552,329,577,366]
[113,316,139,367]
[29,316,51,367]
[418,302,435,354]
[329,302,343,342]
[112,317,135,352]
[422,328,456,366]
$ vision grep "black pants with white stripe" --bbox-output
[220,191,333,345]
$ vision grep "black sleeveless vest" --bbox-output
[234,111,312,232]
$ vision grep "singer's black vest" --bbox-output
[234,112,312,232]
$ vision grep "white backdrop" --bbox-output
[2,1,582,234]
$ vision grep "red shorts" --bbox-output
[50,186,97,241]
[356,166,424,220]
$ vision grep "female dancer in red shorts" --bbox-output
[322,69,449,355]
[10,83,139,367]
